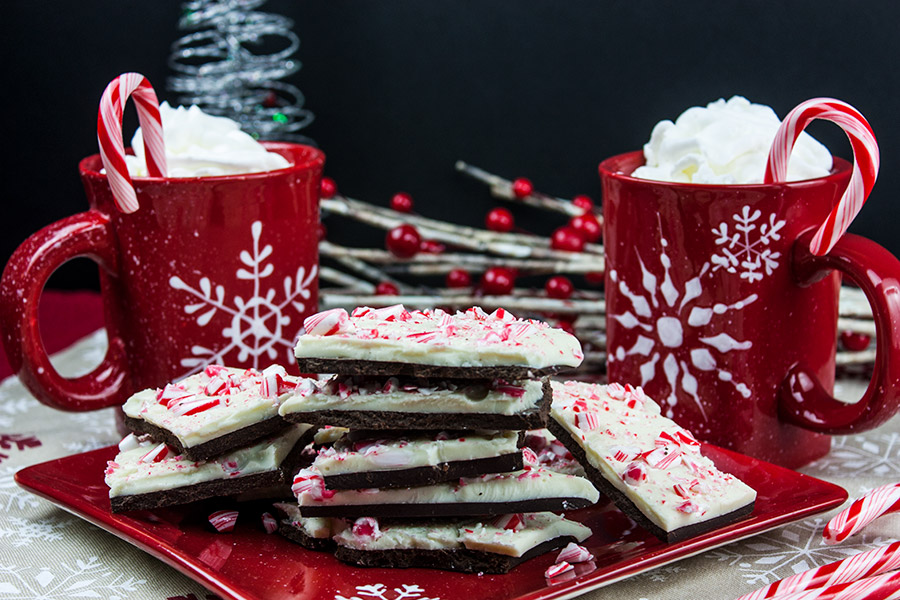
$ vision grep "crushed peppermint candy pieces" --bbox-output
[209,509,239,533]
[545,561,574,579]
[550,380,756,539]
[556,542,594,564]
[261,512,278,534]
[295,305,584,369]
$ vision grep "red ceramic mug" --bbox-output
[600,151,900,469]
[0,142,324,412]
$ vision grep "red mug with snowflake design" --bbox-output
[600,151,900,468]
[0,142,323,412]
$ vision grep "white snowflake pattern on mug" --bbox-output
[608,217,757,424]
[169,220,317,375]
[710,205,786,282]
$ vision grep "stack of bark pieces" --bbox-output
[275,304,599,573]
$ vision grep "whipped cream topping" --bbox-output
[294,306,584,370]
[332,512,591,557]
[631,96,833,184]
[122,365,309,448]
[294,465,599,509]
[279,376,545,416]
[125,102,291,177]
[314,430,521,476]
[551,381,756,533]
[105,425,310,498]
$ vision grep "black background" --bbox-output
[4,1,899,289]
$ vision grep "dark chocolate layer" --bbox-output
[297,497,595,519]
[282,378,551,430]
[296,357,568,379]
[109,427,316,513]
[124,414,291,462]
[323,451,524,490]
[547,418,755,544]
[334,535,580,574]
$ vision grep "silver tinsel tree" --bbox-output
[167,0,314,143]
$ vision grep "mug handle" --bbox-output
[0,211,131,411]
[779,229,900,433]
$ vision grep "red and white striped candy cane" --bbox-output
[734,541,900,600]
[756,570,900,600]
[823,483,900,544]
[97,73,167,213]
[764,98,879,256]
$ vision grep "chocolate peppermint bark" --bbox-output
[272,502,343,551]
[331,512,592,574]
[292,465,599,519]
[548,381,757,543]
[315,430,524,490]
[279,376,552,430]
[122,364,314,461]
[105,424,315,513]
[294,305,584,376]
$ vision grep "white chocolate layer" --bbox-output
[280,378,544,416]
[315,430,520,476]
[295,306,583,369]
[105,425,311,498]
[123,365,310,448]
[273,502,344,539]
[550,381,757,533]
[333,512,591,557]
[296,466,599,508]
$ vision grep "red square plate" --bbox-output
[16,444,846,600]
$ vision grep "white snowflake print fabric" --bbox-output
[0,335,211,600]
[169,220,316,376]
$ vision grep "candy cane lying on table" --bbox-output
[759,570,900,600]
[733,541,900,600]
[823,483,900,544]
[764,98,879,256]
[97,72,167,213]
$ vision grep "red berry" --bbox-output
[551,227,585,252]
[512,177,534,198]
[485,207,514,232]
[545,276,574,300]
[569,213,601,243]
[317,223,327,241]
[390,192,414,213]
[481,267,515,295]
[572,195,594,213]
[585,271,604,285]
[385,224,421,258]
[446,269,472,289]
[262,91,280,108]
[419,239,446,254]
[319,177,337,199]
[840,330,871,352]
[375,281,399,295]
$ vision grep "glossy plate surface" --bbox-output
[16,444,847,600]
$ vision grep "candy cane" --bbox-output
[208,509,239,533]
[734,541,900,600]
[764,98,879,256]
[97,73,167,213]
[755,570,900,600]
[823,483,900,544]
